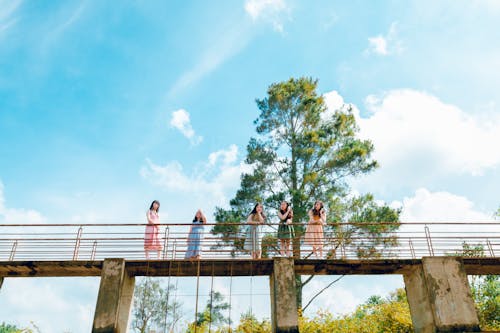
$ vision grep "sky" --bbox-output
[1,0,500,331]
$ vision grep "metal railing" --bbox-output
[0,222,498,261]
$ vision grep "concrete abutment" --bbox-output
[404,257,480,333]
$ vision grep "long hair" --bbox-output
[193,212,205,223]
[279,201,290,215]
[250,203,266,219]
[149,200,160,212]
[312,200,324,217]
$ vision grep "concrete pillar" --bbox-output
[404,257,480,333]
[270,257,299,333]
[92,258,135,333]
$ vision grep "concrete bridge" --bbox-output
[0,222,499,332]
[1,257,499,333]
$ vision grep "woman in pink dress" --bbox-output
[304,200,326,258]
[144,200,162,259]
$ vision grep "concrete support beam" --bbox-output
[270,257,299,333]
[404,257,480,333]
[92,259,135,333]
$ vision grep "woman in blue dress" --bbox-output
[185,209,207,259]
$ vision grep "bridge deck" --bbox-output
[1,258,498,277]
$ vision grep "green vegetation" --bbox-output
[212,77,400,310]
[132,277,182,333]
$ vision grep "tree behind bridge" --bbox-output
[211,77,400,310]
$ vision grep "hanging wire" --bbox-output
[163,251,173,333]
[228,262,233,333]
[194,260,201,333]
[250,261,254,332]
[208,262,215,333]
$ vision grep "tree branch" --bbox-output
[302,275,345,312]
[300,274,315,288]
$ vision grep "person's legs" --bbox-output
[279,239,285,256]
[284,239,291,256]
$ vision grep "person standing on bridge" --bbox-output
[144,200,162,259]
[245,203,266,259]
[305,200,326,258]
[185,209,207,260]
[277,201,294,257]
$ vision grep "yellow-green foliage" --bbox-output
[299,289,412,333]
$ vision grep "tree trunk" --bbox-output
[295,274,303,312]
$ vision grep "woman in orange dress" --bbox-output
[304,200,326,258]
[144,200,162,259]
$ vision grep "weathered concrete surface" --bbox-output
[404,264,436,333]
[270,257,299,333]
[92,258,135,333]
[404,257,480,333]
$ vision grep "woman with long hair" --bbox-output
[144,200,162,259]
[185,209,207,260]
[277,201,294,257]
[304,200,326,258]
[244,203,266,259]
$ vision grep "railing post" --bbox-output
[90,241,97,260]
[73,226,83,260]
[424,225,434,256]
[9,240,18,261]
[486,239,495,257]
[409,239,416,259]
[163,227,170,259]
[172,240,177,260]
[340,240,346,259]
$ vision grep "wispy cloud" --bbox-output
[40,1,87,51]
[0,0,22,39]
[168,0,290,97]
[140,145,251,210]
[169,109,203,145]
[366,22,403,56]
[167,20,253,98]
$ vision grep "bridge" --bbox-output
[0,222,499,333]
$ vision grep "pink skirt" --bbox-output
[144,224,162,251]
[304,222,324,247]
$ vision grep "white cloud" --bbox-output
[0,181,46,224]
[366,22,403,56]
[170,109,203,145]
[321,90,347,122]
[358,89,500,176]
[244,0,290,32]
[208,144,238,166]
[140,145,251,209]
[0,277,99,333]
[399,188,493,223]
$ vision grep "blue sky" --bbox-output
[1,0,500,331]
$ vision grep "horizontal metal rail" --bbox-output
[0,222,498,261]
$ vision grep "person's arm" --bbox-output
[201,213,207,224]
[287,210,293,225]
[247,214,254,225]
[146,211,154,224]
[320,209,326,225]
[277,210,286,220]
